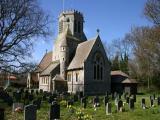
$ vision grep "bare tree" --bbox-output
[144,0,160,26]
[0,0,50,72]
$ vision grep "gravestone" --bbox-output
[117,100,123,112]
[73,95,78,102]
[49,95,56,104]
[93,96,100,107]
[81,97,87,108]
[126,97,129,104]
[50,101,60,120]
[123,93,127,100]
[158,97,160,105]
[67,99,74,107]
[31,90,34,94]
[42,95,47,101]
[150,99,154,107]
[115,98,118,106]
[133,94,136,102]
[78,91,83,99]
[24,104,37,120]
[104,96,109,106]
[106,102,111,115]
[36,90,39,95]
[12,103,24,112]
[114,92,117,99]
[141,98,146,109]
[33,98,41,110]
[129,98,134,110]
[0,108,4,120]
[153,94,156,100]
[13,92,21,102]
[28,94,34,102]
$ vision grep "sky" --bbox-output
[32,0,152,63]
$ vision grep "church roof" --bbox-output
[40,61,60,76]
[122,78,138,84]
[67,37,97,70]
[52,74,66,81]
[111,70,129,77]
[35,51,52,72]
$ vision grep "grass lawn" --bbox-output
[1,94,160,120]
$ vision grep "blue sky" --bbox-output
[32,0,152,63]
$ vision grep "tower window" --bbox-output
[74,20,77,32]
[59,21,63,33]
[78,21,81,33]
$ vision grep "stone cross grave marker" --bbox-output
[0,108,5,120]
[106,102,111,115]
[24,104,37,120]
[50,101,60,120]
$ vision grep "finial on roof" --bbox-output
[96,29,100,35]
[45,49,48,54]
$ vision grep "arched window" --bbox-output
[93,53,104,80]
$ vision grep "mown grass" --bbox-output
[1,93,160,120]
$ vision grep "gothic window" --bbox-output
[93,53,104,80]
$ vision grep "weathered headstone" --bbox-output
[106,102,111,115]
[24,104,37,120]
[117,100,123,112]
[50,101,60,120]
[129,98,134,110]
[141,98,146,109]
[0,108,4,120]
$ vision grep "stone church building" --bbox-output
[28,10,111,95]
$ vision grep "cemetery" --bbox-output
[1,87,160,120]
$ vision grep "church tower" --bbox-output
[58,10,87,41]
